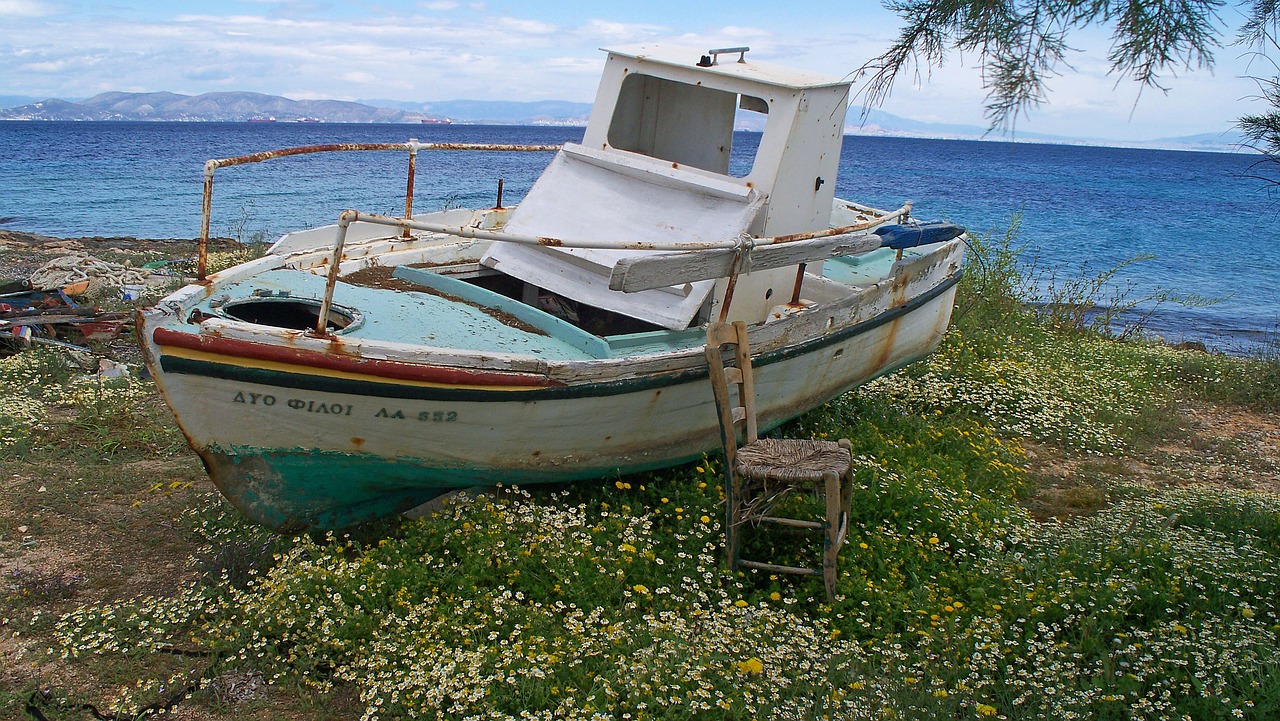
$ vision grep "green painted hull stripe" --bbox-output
[161,272,960,402]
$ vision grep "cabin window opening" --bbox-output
[607,73,767,177]
[220,298,359,332]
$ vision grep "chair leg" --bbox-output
[841,470,854,531]
[822,470,840,602]
[724,467,741,572]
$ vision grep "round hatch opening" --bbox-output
[219,298,361,332]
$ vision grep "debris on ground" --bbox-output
[2,251,154,356]
[0,230,246,368]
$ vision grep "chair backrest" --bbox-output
[705,321,759,470]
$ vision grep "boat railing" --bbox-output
[197,140,561,280]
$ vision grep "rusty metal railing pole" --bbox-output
[195,141,558,269]
[402,141,418,239]
[314,211,356,337]
[198,161,216,281]
[789,262,807,305]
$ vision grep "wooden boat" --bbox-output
[138,45,966,532]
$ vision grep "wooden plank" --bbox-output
[755,516,824,530]
[738,559,820,576]
[609,231,883,293]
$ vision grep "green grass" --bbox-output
[4,229,1280,720]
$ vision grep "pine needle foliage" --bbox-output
[864,0,1280,188]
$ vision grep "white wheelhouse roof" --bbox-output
[602,44,849,92]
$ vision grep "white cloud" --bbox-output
[0,3,1259,139]
[490,17,558,35]
[339,70,379,84]
[0,0,54,17]
[578,19,671,43]
[23,59,75,73]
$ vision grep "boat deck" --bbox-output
[192,269,716,361]
[197,269,603,360]
[186,247,904,361]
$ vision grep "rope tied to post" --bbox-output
[734,233,756,275]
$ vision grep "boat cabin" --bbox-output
[481,44,852,330]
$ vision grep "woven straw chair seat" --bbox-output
[735,438,851,484]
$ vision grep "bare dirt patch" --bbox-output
[1023,400,1280,518]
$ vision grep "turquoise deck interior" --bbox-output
[822,247,901,286]
[186,249,901,360]
[195,269,602,359]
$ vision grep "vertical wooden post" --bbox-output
[402,141,418,239]
[198,164,215,281]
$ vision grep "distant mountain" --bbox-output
[0,91,432,123]
[845,109,1248,153]
[361,98,592,125]
[844,108,996,139]
[1148,130,1247,152]
[0,89,1250,152]
[4,98,103,121]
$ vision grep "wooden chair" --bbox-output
[704,320,853,601]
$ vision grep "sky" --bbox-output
[0,0,1270,142]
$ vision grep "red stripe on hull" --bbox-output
[152,327,562,388]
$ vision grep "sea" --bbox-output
[2,121,1277,353]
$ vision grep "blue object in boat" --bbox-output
[874,222,965,250]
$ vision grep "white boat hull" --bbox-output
[141,241,962,531]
